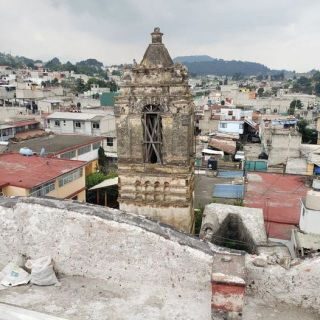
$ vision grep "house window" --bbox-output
[30,181,55,197]
[74,121,81,128]
[60,150,76,159]
[92,122,100,129]
[107,137,114,147]
[92,142,101,150]
[78,144,91,156]
[228,111,233,116]
[54,120,60,127]
[220,123,227,128]
[58,168,83,187]
[78,144,91,155]
[142,104,162,164]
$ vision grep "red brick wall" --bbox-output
[212,282,245,312]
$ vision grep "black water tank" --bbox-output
[207,157,217,170]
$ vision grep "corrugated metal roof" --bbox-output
[213,184,244,199]
[89,177,118,190]
[244,172,309,240]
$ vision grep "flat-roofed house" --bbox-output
[0,153,86,201]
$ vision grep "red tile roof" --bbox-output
[2,120,39,128]
[244,172,309,240]
[0,153,85,189]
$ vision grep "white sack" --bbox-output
[25,256,58,286]
[0,262,30,287]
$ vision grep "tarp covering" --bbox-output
[213,184,244,199]
[217,170,244,178]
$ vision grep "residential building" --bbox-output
[83,84,110,97]
[0,84,16,104]
[219,120,244,134]
[0,119,40,141]
[259,116,300,167]
[299,178,320,235]
[15,81,64,100]
[46,111,115,137]
[198,104,252,135]
[291,178,320,257]
[37,99,63,113]
[7,134,107,175]
[0,153,86,201]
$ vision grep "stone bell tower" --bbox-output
[115,28,195,233]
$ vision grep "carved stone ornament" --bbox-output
[130,96,170,113]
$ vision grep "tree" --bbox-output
[86,172,108,189]
[232,73,243,81]
[271,87,278,96]
[312,71,320,82]
[315,82,320,96]
[45,57,62,71]
[292,76,312,94]
[106,80,119,92]
[111,70,121,76]
[297,119,317,144]
[98,146,108,174]
[51,78,59,86]
[288,99,303,115]
[257,87,264,97]
[75,78,86,93]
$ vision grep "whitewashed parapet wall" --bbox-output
[0,197,212,319]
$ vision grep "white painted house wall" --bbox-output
[300,200,320,235]
[218,121,244,134]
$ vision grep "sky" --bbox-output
[0,0,319,72]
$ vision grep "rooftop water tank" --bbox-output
[19,147,33,156]
[305,189,320,211]
[312,178,320,191]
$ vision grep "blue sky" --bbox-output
[0,0,319,71]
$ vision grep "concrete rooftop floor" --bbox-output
[0,275,210,320]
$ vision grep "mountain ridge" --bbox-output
[173,55,280,76]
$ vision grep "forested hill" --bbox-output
[0,52,105,76]
[173,55,271,76]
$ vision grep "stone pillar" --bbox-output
[211,254,246,319]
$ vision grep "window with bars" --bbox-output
[78,144,91,155]
[60,150,76,159]
[92,142,101,150]
[30,181,55,197]
[142,105,162,164]
[58,168,83,187]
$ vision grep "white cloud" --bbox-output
[0,0,319,71]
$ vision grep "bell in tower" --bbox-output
[115,28,195,233]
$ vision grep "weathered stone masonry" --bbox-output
[115,28,195,232]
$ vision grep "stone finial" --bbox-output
[151,27,163,44]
